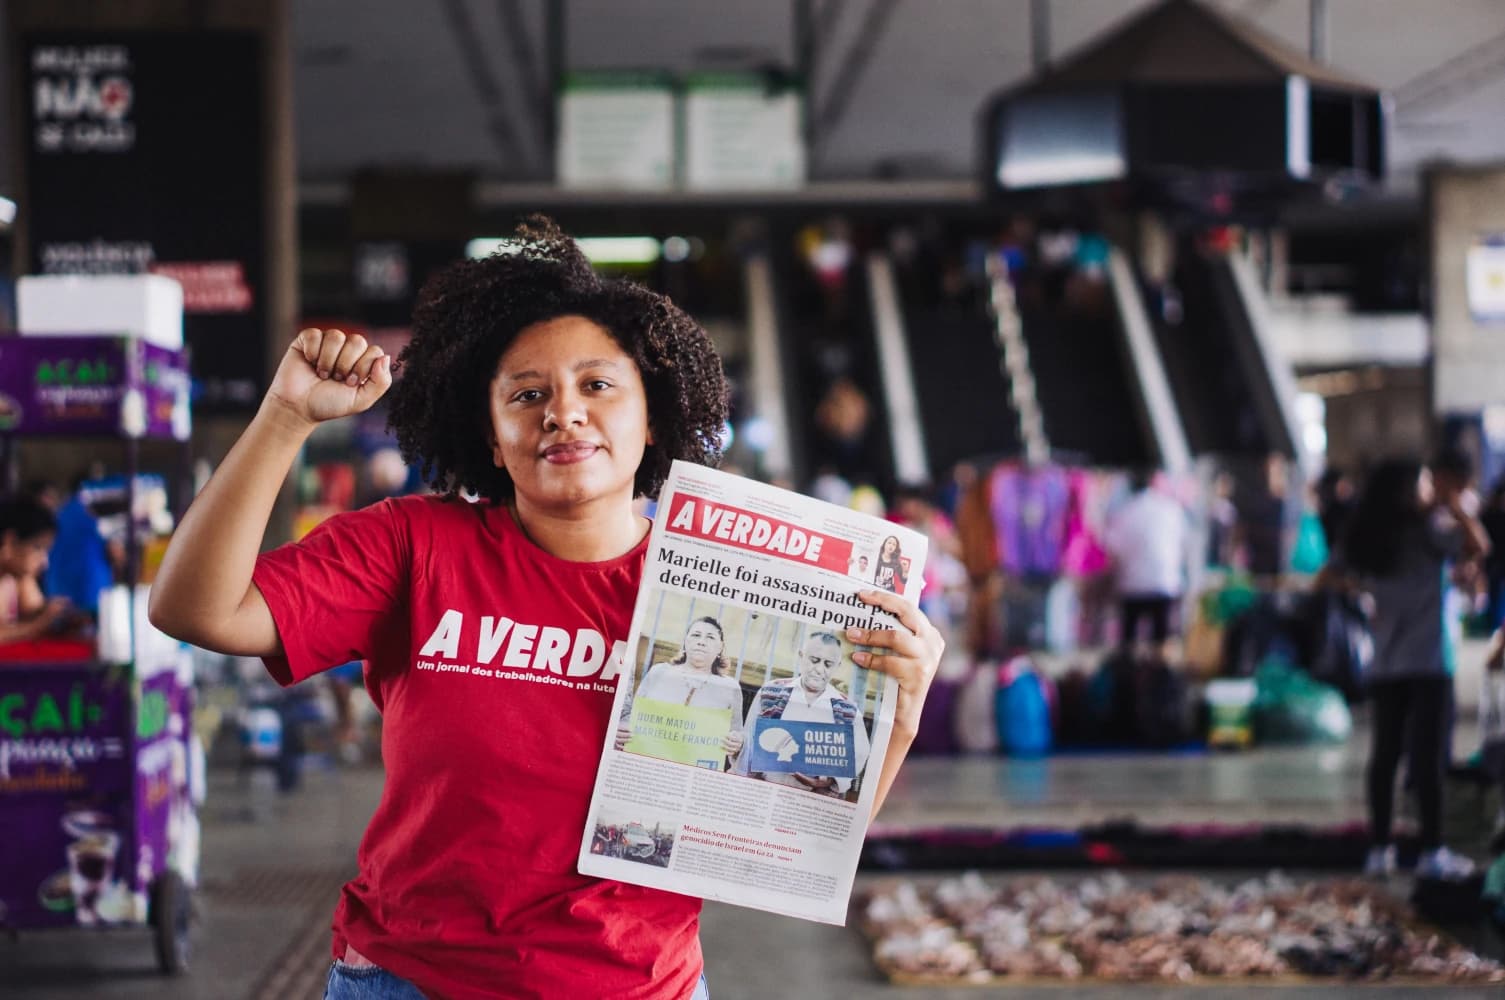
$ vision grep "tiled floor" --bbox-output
[2,721,1500,999]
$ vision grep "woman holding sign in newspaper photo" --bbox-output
[615,615,745,764]
[148,216,943,1000]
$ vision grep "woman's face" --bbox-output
[881,537,898,559]
[682,621,723,669]
[0,530,53,578]
[489,316,652,515]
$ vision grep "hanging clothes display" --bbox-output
[988,463,1070,578]
[1061,469,1111,578]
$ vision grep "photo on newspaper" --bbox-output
[578,461,927,924]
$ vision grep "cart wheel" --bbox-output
[150,870,192,974]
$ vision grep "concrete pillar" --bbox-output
[1426,166,1505,430]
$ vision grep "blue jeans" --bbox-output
[324,960,427,1000]
[324,961,711,999]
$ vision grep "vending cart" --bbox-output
[0,334,199,973]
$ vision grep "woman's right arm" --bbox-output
[1447,495,1492,562]
[0,596,71,644]
[147,329,390,656]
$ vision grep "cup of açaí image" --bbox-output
[66,832,120,925]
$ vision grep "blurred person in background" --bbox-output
[0,496,73,643]
[1104,468,1188,656]
[1342,459,1488,880]
[1239,452,1292,581]
[43,474,119,620]
[812,375,875,484]
[1481,476,1505,628]
[21,478,63,512]
[1205,469,1238,569]
[1316,466,1357,561]
[1431,447,1487,608]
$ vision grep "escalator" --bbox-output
[1143,245,1295,459]
[1015,270,1155,468]
[902,300,1022,479]
[769,244,893,489]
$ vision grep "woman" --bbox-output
[0,496,71,643]
[148,218,943,1000]
[617,616,745,761]
[1342,459,1488,881]
[874,534,907,594]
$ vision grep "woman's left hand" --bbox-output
[846,589,945,744]
[722,729,744,757]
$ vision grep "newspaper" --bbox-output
[577,461,928,924]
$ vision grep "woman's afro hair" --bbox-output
[386,215,729,502]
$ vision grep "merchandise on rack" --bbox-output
[860,872,1505,986]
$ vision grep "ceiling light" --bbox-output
[466,236,661,266]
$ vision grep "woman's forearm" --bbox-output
[147,398,314,654]
[1453,503,1492,562]
[0,617,46,644]
[868,730,914,821]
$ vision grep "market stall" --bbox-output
[0,334,199,973]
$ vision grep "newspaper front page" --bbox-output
[577,461,928,924]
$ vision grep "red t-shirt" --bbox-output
[253,495,702,1000]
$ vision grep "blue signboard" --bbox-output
[748,718,857,780]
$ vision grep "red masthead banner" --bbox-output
[664,495,852,574]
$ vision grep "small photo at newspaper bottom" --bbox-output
[618,587,883,803]
[587,803,678,869]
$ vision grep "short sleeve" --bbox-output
[252,500,410,686]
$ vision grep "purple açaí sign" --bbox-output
[132,668,190,902]
[0,335,187,439]
[0,663,134,929]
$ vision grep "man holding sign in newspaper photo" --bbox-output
[732,630,872,798]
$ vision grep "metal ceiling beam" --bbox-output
[794,0,817,159]
[1030,0,1050,71]
[814,0,844,52]
[545,0,566,160]
[440,0,536,172]
[1392,29,1505,114]
[497,0,549,159]
[1308,0,1328,62]
[815,0,899,142]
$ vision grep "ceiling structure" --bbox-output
[3,0,1505,197]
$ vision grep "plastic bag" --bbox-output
[1253,657,1352,745]
[1202,577,1259,627]
[1301,589,1373,702]
[1290,510,1329,575]
[954,661,1001,754]
[997,665,1053,757]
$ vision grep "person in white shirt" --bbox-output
[733,631,871,798]
[1104,469,1189,651]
